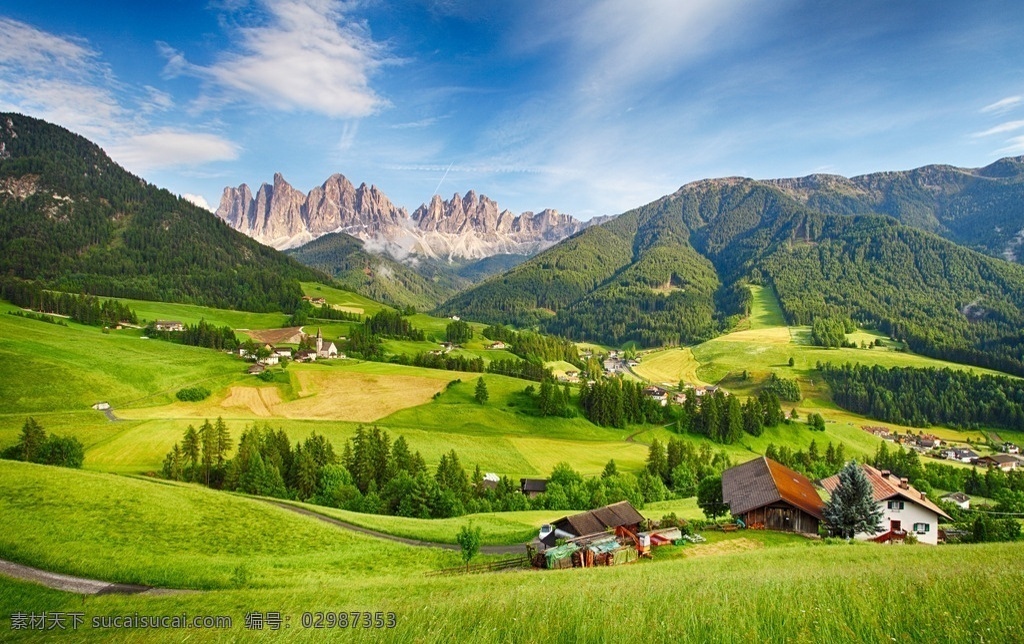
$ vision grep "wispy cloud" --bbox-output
[0,17,238,173]
[108,131,240,171]
[973,120,1024,137]
[516,0,758,101]
[997,135,1024,155]
[980,96,1022,114]
[163,0,389,118]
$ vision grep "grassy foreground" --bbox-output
[2,460,1024,642]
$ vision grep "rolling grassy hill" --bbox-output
[1,460,1022,642]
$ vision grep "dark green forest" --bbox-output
[0,113,326,313]
[820,362,1024,430]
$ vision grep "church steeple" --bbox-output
[316,327,323,354]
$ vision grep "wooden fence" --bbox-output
[425,555,531,576]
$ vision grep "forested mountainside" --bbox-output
[764,156,1024,262]
[285,232,453,310]
[441,177,1024,376]
[0,113,325,312]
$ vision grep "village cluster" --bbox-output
[862,426,1022,472]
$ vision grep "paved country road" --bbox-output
[0,559,191,596]
[269,502,529,556]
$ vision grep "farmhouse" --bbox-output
[942,492,971,510]
[247,364,266,375]
[820,465,951,545]
[487,341,507,350]
[941,447,978,463]
[721,457,824,534]
[536,497,647,569]
[975,454,1019,472]
[520,478,548,498]
[294,350,316,362]
[154,320,184,332]
[1002,442,1020,454]
[480,473,500,491]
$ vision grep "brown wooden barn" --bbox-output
[721,457,824,534]
[540,501,645,548]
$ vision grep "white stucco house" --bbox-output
[941,492,971,510]
[821,464,951,545]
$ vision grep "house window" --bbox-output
[887,500,905,510]
[913,523,930,534]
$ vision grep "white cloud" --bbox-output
[181,193,215,211]
[0,18,128,140]
[973,120,1024,137]
[165,0,389,118]
[0,17,239,175]
[516,0,757,101]
[980,96,1022,114]
[108,131,240,171]
[997,135,1024,155]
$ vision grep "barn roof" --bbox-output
[520,478,548,493]
[820,464,951,520]
[722,457,825,520]
[553,501,645,538]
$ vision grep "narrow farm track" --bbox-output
[0,559,193,596]
[268,502,528,556]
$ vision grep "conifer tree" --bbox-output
[823,461,884,538]
[475,377,489,404]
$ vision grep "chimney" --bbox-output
[920,491,927,500]
[881,470,891,478]
[900,478,909,490]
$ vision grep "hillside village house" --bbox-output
[942,492,971,510]
[1002,442,1020,454]
[487,341,507,350]
[520,478,547,498]
[721,457,824,535]
[974,454,1019,472]
[821,465,951,545]
[154,320,185,332]
[941,447,978,463]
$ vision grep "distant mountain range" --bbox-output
[6,111,1024,378]
[216,173,588,259]
[441,157,1024,376]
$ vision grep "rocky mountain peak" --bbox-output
[216,174,587,259]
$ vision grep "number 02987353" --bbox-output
[300,612,396,629]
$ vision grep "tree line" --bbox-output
[1,418,84,468]
[820,362,1024,430]
[0,278,137,327]
[158,420,695,517]
[146,318,238,350]
[676,389,786,444]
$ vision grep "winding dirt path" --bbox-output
[0,559,191,596]
[269,502,528,556]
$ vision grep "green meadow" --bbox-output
[2,460,1023,642]
[103,297,289,330]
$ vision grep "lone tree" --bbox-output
[456,523,482,571]
[474,377,489,404]
[697,475,729,521]
[823,461,884,538]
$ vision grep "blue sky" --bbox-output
[2,1,1024,220]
